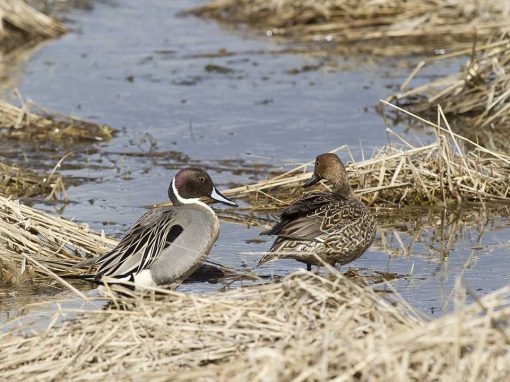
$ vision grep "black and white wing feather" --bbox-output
[95,208,183,280]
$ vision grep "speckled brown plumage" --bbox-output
[259,153,376,268]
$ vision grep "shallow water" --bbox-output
[1,0,509,324]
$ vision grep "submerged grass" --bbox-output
[0,99,116,143]
[1,270,509,381]
[374,203,510,260]
[386,34,510,152]
[186,0,510,56]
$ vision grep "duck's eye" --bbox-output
[198,176,206,184]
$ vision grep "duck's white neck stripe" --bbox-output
[171,178,216,216]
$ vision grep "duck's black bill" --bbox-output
[303,174,320,188]
[210,187,238,207]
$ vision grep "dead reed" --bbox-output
[0,99,116,143]
[0,270,509,381]
[0,0,65,51]
[0,195,115,288]
[186,0,510,56]
[220,105,510,209]
[0,161,65,199]
[386,35,510,152]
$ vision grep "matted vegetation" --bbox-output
[1,270,509,381]
[186,0,510,55]
[0,0,65,51]
[0,195,115,288]
[0,99,116,143]
[386,35,510,152]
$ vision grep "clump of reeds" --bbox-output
[0,195,115,287]
[386,35,510,152]
[1,269,509,381]
[186,0,510,56]
[0,0,65,51]
[0,161,65,199]
[221,105,510,209]
[0,99,116,143]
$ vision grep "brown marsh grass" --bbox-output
[387,34,510,152]
[0,195,115,288]
[186,0,510,56]
[0,99,116,143]
[1,270,509,381]
[0,161,66,199]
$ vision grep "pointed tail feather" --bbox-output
[256,253,278,267]
[61,273,101,284]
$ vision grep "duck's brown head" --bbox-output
[303,153,351,197]
[168,167,238,207]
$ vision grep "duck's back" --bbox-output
[261,192,376,266]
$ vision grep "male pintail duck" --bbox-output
[259,153,376,270]
[94,167,237,287]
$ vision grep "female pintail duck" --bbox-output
[259,153,376,270]
[94,167,237,287]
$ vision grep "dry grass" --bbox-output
[0,0,65,51]
[386,34,510,152]
[0,195,115,288]
[0,99,116,143]
[186,0,510,56]
[0,270,509,381]
[0,161,66,199]
[219,104,510,209]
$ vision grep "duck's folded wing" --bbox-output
[280,193,336,219]
[258,215,323,266]
[262,193,335,236]
[95,209,183,279]
[270,215,323,242]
